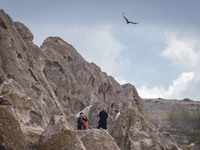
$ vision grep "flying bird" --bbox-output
[123,12,139,24]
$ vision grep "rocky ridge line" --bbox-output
[0,9,182,150]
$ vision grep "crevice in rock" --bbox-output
[105,84,112,93]
[0,77,3,85]
[54,90,58,96]
[67,56,73,62]
[53,61,64,74]
[29,111,43,127]
[117,90,121,94]
[74,100,84,111]
[7,73,15,80]
[43,67,47,78]
[111,103,115,109]
[98,83,112,100]
[17,53,22,59]
[87,76,95,87]
[0,145,6,150]
[0,19,7,29]
[29,68,38,82]
[31,85,42,96]
[98,85,103,95]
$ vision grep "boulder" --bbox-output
[14,21,34,41]
[0,107,29,150]
[78,129,120,150]
[109,108,179,150]
[0,79,45,147]
[38,115,86,150]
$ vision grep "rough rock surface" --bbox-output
[109,108,179,150]
[0,8,145,129]
[0,107,29,150]
[38,115,86,150]
[78,129,120,150]
[0,9,181,150]
[0,79,45,147]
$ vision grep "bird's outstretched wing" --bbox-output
[123,12,129,23]
[122,12,139,24]
[128,21,139,24]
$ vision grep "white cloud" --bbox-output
[162,32,200,70]
[138,72,195,99]
[138,32,200,100]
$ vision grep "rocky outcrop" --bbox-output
[0,8,144,127]
[78,129,120,150]
[0,9,181,150]
[109,108,179,150]
[0,79,45,145]
[0,107,29,150]
[38,115,86,150]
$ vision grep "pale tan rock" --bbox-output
[78,129,120,150]
[0,107,29,150]
[109,108,179,150]
[39,115,86,150]
[0,79,45,132]
[0,8,65,127]
[14,21,33,41]
[0,79,45,147]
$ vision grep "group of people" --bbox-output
[77,108,120,130]
[77,112,88,130]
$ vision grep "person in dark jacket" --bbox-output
[97,108,108,129]
[77,112,85,130]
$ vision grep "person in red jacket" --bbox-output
[84,115,88,130]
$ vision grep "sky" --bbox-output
[1,0,200,100]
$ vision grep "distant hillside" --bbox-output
[144,98,200,147]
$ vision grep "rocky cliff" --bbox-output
[0,9,181,150]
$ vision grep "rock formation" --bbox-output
[109,108,178,150]
[0,107,29,150]
[0,9,181,149]
[38,115,86,150]
[78,129,120,150]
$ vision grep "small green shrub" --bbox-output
[186,132,200,143]
[168,106,196,128]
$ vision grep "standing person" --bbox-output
[98,107,108,129]
[84,115,88,130]
[77,112,85,130]
[114,109,120,120]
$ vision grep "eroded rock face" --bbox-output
[0,79,45,147]
[38,115,86,150]
[0,8,145,127]
[78,129,120,150]
[0,9,181,150]
[0,107,29,150]
[109,108,179,150]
